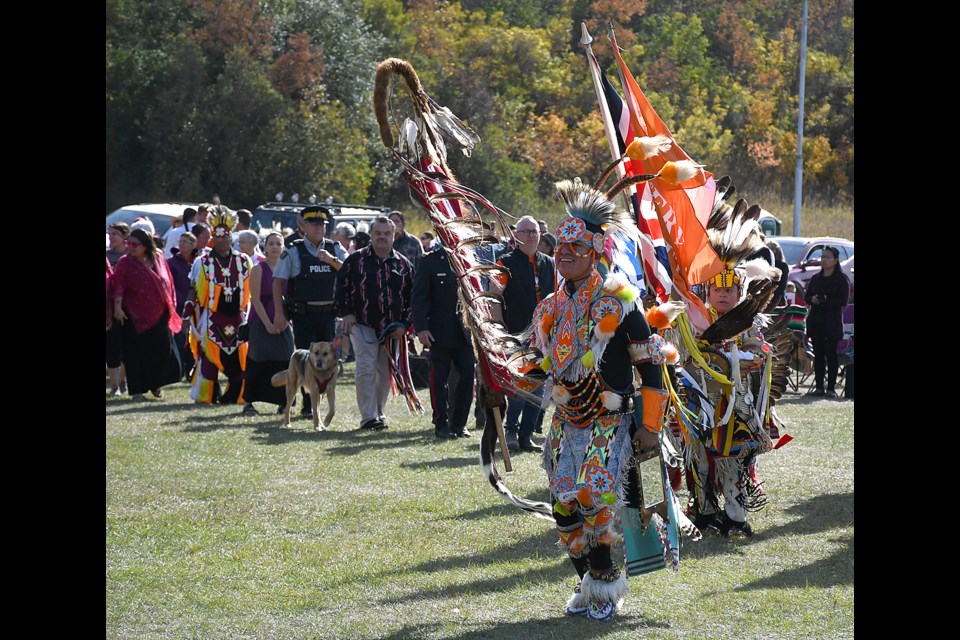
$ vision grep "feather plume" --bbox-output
[626,134,673,160]
[427,101,480,156]
[658,160,703,184]
[646,300,686,330]
[594,135,674,191]
[676,508,703,541]
[707,199,768,273]
[742,257,781,283]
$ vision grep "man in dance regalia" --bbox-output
[372,57,700,622]
[523,179,684,620]
[184,206,253,404]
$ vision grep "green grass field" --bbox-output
[106,367,853,639]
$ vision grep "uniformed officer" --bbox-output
[412,247,475,439]
[272,205,347,417]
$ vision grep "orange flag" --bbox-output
[611,42,724,332]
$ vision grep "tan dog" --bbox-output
[271,341,341,431]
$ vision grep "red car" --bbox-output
[773,236,854,297]
[841,255,854,303]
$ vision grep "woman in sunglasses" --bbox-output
[110,229,183,400]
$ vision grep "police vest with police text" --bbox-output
[287,239,337,303]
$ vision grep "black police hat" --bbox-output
[301,205,330,223]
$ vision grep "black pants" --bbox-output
[810,333,840,391]
[175,325,194,379]
[428,344,475,430]
[217,348,245,404]
[291,311,336,348]
[106,324,124,368]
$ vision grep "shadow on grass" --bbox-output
[362,528,589,610]
[247,422,480,453]
[735,532,853,591]
[764,492,854,535]
[682,491,854,562]
[106,396,198,415]
[373,612,670,640]
[452,494,554,522]
[176,410,288,432]
[776,393,853,407]
[399,456,477,470]
[106,399,273,433]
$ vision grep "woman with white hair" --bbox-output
[236,229,266,263]
[333,222,357,255]
[130,216,156,237]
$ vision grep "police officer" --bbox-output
[412,246,475,439]
[272,205,347,417]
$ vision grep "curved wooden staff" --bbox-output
[374,58,552,519]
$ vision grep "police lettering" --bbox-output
[309,264,333,273]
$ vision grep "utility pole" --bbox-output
[793,0,808,236]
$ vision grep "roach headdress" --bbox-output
[698,177,782,343]
[207,205,237,238]
[553,153,703,272]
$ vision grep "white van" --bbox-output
[105,203,197,237]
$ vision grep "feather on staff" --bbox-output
[374,57,552,518]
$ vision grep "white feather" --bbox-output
[742,258,781,282]
[603,391,623,412]
[635,134,672,159]
[672,160,702,183]
[657,300,686,324]
[723,213,757,254]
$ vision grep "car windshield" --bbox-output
[106,209,175,236]
[252,203,304,235]
[777,239,809,265]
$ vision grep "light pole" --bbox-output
[793,0,808,236]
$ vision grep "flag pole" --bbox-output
[580,23,626,185]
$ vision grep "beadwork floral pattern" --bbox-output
[557,218,587,243]
[585,467,615,496]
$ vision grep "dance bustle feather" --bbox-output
[374,58,552,520]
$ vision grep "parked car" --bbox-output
[841,255,854,303]
[774,236,854,295]
[757,208,782,236]
[251,201,392,239]
[105,203,197,238]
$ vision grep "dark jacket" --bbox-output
[497,249,555,334]
[333,246,414,335]
[394,231,424,271]
[804,269,850,340]
[412,250,469,348]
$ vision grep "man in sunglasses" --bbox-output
[524,181,672,621]
[490,215,555,452]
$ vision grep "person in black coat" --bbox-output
[803,246,850,397]
[491,216,555,452]
[412,248,476,438]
